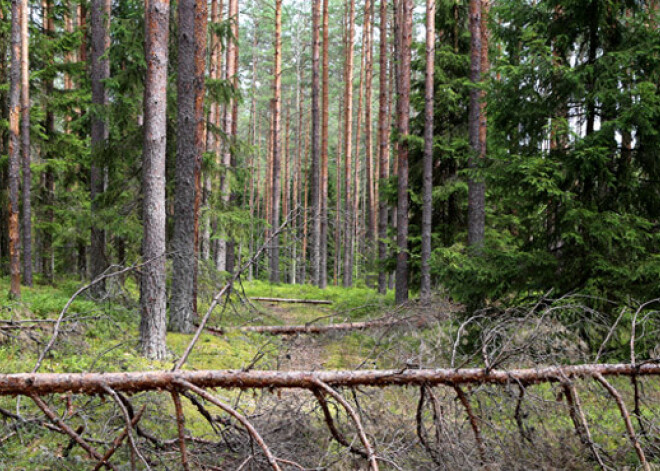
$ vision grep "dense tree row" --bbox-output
[1,0,658,356]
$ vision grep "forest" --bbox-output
[0,0,659,469]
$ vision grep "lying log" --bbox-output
[207,316,424,335]
[0,363,658,396]
[249,297,333,305]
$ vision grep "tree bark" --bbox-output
[395,0,412,305]
[342,0,355,288]
[467,0,484,248]
[364,0,376,259]
[140,0,171,358]
[8,0,21,298]
[20,0,31,287]
[269,0,283,283]
[377,0,390,295]
[90,0,111,293]
[420,0,435,303]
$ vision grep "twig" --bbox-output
[593,373,649,471]
[30,394,115,470]
[311,379,379,470]
[174,379,283,471]
[91,406,146,471]
[100,384,151,470]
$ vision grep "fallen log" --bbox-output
[207,316,424,335]
[0,363,658,396]
[249,297,333,305]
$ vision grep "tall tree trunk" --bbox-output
[225,0,238,274]
[319,0,330,288]
[171,0,207,333]
[420,0,435,303]
[364,0,376,263]
[309,0,322,286]
[342,0,355,287]
[394,0,412,305]
[269,0,282,283]
[90,0,111,292]
[377,0,390,295]
[8,0,21,298]
[20,0,31,287]
[202,0,220,262]
[140,0,171,358]
[467,0,484,248]
[42,0,55,284]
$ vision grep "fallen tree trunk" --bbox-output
[207,316,424,335]
[250,297,333,305]
[0,363,658,396]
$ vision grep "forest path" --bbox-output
[258,302,330,371]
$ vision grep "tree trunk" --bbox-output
[309,0,322,286]
[377,0,390,295]
[342,0,355,288]
[394,0,412,305]
[225,0,239,275]
[319,0,330,289]
[8,0,21,298]
[364,0,376,260]
[467,0,484,248]
[420,0,435,303]
[269,0,282,283]
[90,0,111,292]
[20,0,31,287]
[41,0,55,284]
[171,0,203,332]
[140,0,171,358]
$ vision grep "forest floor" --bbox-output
[0,275,657,470]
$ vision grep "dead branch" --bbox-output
[453,385,487,465]
[1,363,658,396]
[207,315,425,336]
[593,373,650,471]
[171,391,190,471]
[312,387,369,458]
[250,297,332,305]
[30,394,115,470]
[174,379,284,471]
[92,406,146,471]
[33,259,162,374]
[561,382,606,470]
[174,209,298,371]
[311,379,379,470]
[101,384,151,470]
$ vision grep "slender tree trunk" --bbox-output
[467,0,484,248]
[300,119,310,283]
[140,0,171,358]
[319,0,330,289]
[364,0,376,263]
[269,0,282,283]
[394,0,412,305]
[90,0,111,293]
[342,0,355,288]
[248,16,259,281]
[225,0,239,274]
[309,0,322,286]
[20,0,31,287]
[8,0,21,298]
[334,93,344,286]
[420,0,435,303]
[377,0,390,294]
[202,0,220,262]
